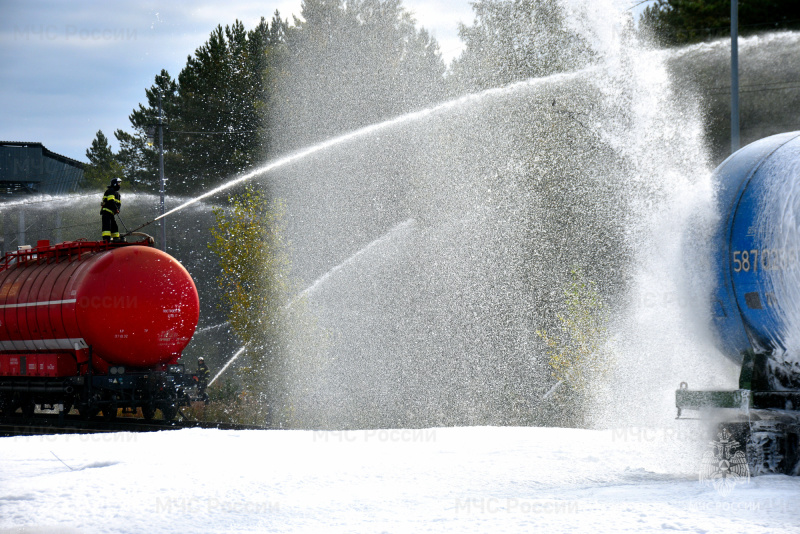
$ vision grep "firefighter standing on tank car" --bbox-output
[196,357,211,404]
[101,178,122,242]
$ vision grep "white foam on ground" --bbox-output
[1,426,798,533]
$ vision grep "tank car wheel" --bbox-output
[77,403,100,420]
[8,395,34,419]
[21,401,36,419]
[745,420,790,475]
[100,395,119,421]
[160,404,178,421]
[8,393,23,417]
[142,404,156,421]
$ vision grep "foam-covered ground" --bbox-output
[2,426,799,533]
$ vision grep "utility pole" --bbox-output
[54,212,62,244]
[158,91,166,251]
[731,0,740,153]
[18,210,25,248]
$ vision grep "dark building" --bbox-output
[0,141,84,195]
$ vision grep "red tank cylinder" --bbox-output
[0,241,199,369]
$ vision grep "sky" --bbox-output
[0,1,655,163]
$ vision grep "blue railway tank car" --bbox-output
[678,132,800,475]
[710,131,800,371]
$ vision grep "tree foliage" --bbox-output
[639,0,800,46]
[208,187,289,370]
[114,70,179,191]
[89,3,447,194]
[175,19,280,191]
[207,185,291,423]
[272,0,446,152]
[449,0,597,93]
[535,269,611,413]
[207,185,329,427]
[84,130,124,190]
[114,18,287,195]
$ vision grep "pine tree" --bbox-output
[639,0,800,46]
[116,70,180,192]
[108,8,442,194]
[174,18,291,193]
[272,0,446,152]
[207,185,291,425]
[449,0,597,94]
[84,130,123,190]
[114,19,286,195]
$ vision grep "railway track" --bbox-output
[0,413,267,437]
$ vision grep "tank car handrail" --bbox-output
[1,237,198,424]
[1,238,155,272]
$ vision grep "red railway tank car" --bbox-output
[0,238,200,420]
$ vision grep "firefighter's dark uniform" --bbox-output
[197,359,211,403]
[101,181,121,241]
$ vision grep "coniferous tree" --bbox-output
[114,128,151,191]
[115,70,180,192]
[84,130,123,190]
[94,6,443,194]
[178,22,252,190]
[272,0,446,152]
[449,0,597,94]
[639,0,800,46]
[113,18,286,196]
[173,18,288,193]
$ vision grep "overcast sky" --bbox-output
[0,1,653,163]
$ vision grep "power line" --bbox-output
[627,0,656,11]
[730,80,800,89]
[708,81,800,96]
[170,129,260,135]
[656,18,800,34]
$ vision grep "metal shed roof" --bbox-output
[0,142,85,195]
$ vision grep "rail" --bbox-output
[0,413,268,436]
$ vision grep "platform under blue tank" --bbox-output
[711,131,800,362]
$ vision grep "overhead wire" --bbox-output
[626,0,655,11]
[170,129,259,135]
[672,18,800,34]
[708,81,800,96]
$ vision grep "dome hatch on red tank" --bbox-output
[72,245,199,367]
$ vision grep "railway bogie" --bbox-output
[677,132,800,475]
[0,239,201,423]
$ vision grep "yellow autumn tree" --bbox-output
[208,184,329,427]
[536,269,612,408]
[208,185,290,424]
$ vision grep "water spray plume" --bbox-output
[209,218,416,386]
[262,12,740,430]
[153,71,585,222]
[208,345,246,387]
[287,218,415,306]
